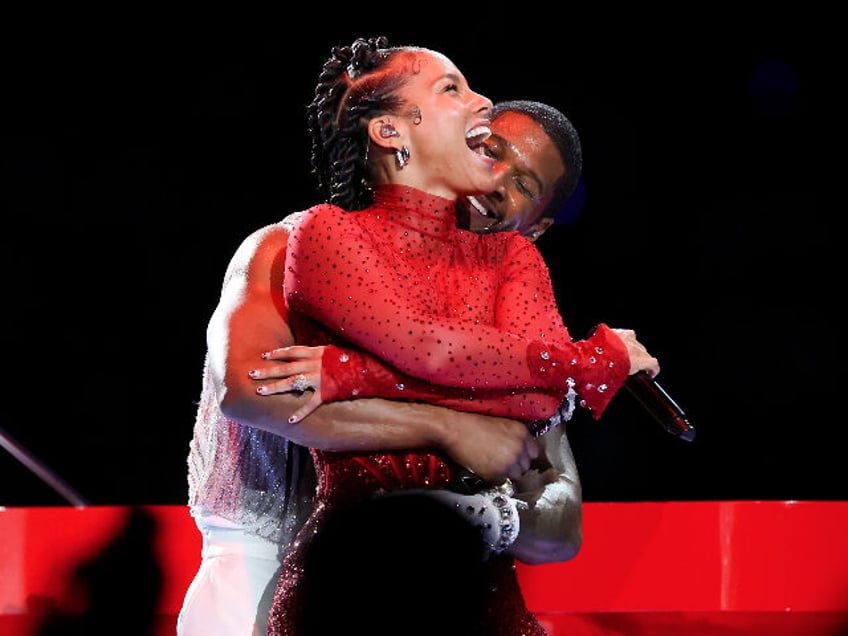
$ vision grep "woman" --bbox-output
[269,36,657,635]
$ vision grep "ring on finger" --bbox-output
[292,373,310,392]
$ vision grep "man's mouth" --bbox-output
[465,195,497,220]
[460,195,503,233]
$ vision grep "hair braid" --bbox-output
[306,36,410,210]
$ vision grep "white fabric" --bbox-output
[424,487,521,555]
[177,514,284,636]
[381,484,521,557]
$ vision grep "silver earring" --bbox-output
[380,123,399,138]
[395,145,410,169]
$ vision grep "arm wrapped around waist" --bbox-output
[378,481,522,559]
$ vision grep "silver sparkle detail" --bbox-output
[291,373,310,392]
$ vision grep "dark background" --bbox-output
[2,14,839,507]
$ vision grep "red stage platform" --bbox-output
[2,501,847,635]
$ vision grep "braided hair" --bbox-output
[491,100,583,220]
[307,35,416,210]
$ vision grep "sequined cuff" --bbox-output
[480,481,522,554]
[321,345,426,403]
[574,323,630,419]
[320,345,365,402]
[405,481,521,558]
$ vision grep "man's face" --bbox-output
[458,111,565,239]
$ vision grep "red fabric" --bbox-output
[289,184,629,421]
[320,343,566,418]
[269,185,633,634]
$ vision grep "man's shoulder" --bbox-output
[278,210,308,233]
[229,214,304,268]
[247,210,308,244]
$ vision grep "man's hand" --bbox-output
[440,413,540,484]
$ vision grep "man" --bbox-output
[462,99,583,242]
[179,100,600,634]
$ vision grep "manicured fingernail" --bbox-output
[248,369,258,377]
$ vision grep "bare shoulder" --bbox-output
[279,210,308,233]
[221,214,303,287]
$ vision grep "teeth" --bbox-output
[466,196,493,218]
[465,125,492,144]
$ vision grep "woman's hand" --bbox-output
[611,328,660,378]
[249,345,326,422]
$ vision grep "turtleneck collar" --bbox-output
[370,184,458,239]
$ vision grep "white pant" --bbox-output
[177,515,284,636]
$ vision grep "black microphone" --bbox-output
[624,372,695,442]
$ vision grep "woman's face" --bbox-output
[387,49,496,200]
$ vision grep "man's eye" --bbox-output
[514,177,539,200]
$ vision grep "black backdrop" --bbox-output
[3,14,839,506]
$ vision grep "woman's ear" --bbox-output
[368,118,403,150]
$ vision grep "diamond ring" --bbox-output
[291,373,310,392]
